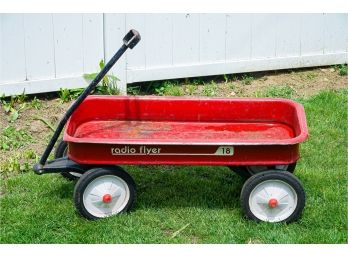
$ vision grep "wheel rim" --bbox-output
[246,165,289,175]
[63,147,82,178]
[83,175,130,218]
[248,179,298,222]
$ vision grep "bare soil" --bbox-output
[181,66,347,98]
[241,67,347,97]
[0,99,71,164]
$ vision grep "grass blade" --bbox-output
[33,116,55,132]
[170,223,190,239]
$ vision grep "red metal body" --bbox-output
[63,96,308,166]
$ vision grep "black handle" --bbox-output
[123,29,141,49]
[34,29,141,173]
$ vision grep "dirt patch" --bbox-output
[178,66,347,98]
[241,67,347,98]
[0,98,71,164]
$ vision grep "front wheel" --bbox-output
[240,170,305,223]
[73,166,136,220]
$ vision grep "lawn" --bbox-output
[0,67,347,243]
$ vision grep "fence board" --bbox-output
[23,14,55,80]
[324,13,348,54]
[199,14,226,63]
[125,14,146,69]
[0,14,26,83]
[276,14,301,57]
[172,13,200,65]
[145,14,173,67]
[300,14,325,56]
[103,13,126,93]
[251,14,277,59]
[82,14,104,74]
[226,13,252,61]
[53,14,84,78]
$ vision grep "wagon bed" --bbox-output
[63,96,307,166]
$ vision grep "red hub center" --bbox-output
[268,198,278,208]
[102,194,112,203]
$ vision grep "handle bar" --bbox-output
[34,29,141,173]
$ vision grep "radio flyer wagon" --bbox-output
[34,29,308,223]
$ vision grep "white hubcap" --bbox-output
[83,175,130,218]
[249,179,297,222]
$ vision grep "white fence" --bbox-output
[0,13,347,96]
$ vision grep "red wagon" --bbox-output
[34,30,308,223]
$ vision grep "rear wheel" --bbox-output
[240,170,305,223]
[54,140,82,180]
[230,162,297,179]
[73,166,136,220]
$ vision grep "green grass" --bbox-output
[0,89,347,243]
[333,63,347,76]
[0,126,33,151]
[263,85,296,98]
[156,81,183,96]
[185,84,198,95]
[241,74,254,85]
[305,72,317,80]
[202,81,218,96]
[30,97,42,110]
[0,94,28,122]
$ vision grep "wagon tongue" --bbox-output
[33,157,88,175]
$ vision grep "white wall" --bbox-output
[0,13,347,96]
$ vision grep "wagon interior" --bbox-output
[65,96,304,144]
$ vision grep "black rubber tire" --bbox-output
[229,162,297,179]
[240,170,305,223]
[54,140,82,181]
[73,166,136,220]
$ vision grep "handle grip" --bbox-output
[123,29,141,49]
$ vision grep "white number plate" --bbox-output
[214,146,234,156]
